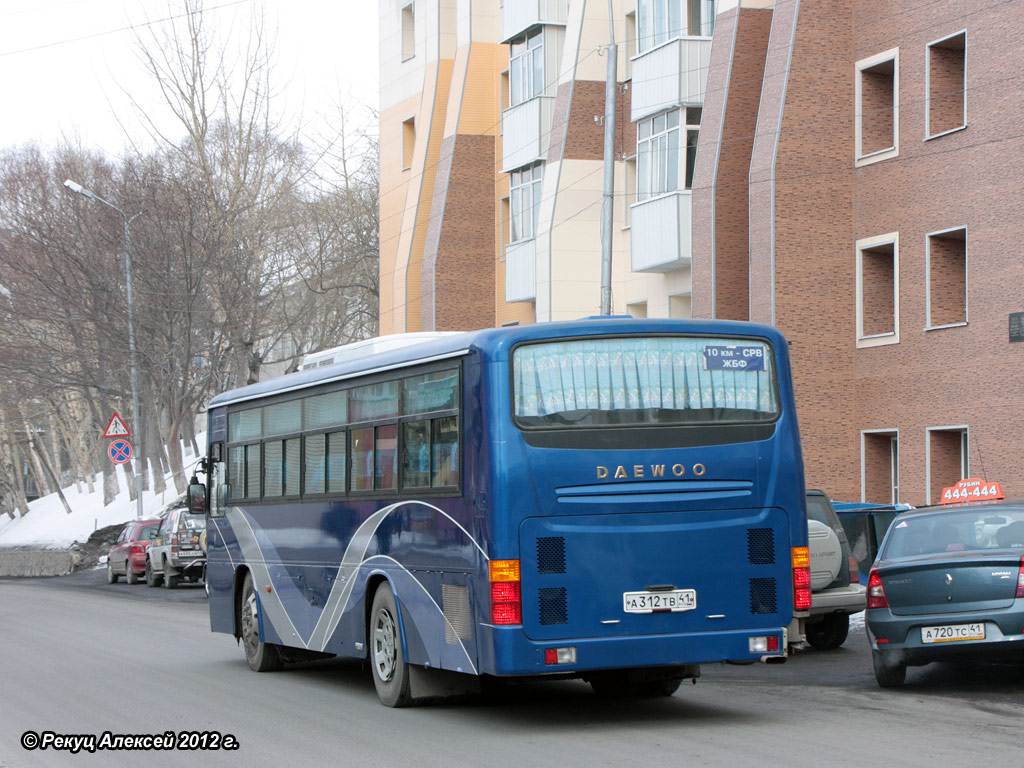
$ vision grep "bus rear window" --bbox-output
[512,337,779,428]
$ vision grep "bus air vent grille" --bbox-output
[536,537,566,574]
[538,587,568,625]
[747,528,775,564]
[442,584,473,643]
[749,578,777,614]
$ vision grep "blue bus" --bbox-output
[196,317,809,706]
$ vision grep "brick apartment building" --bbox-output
[379,0,1024,505]
[693,0,1024,503]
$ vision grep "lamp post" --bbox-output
[63,179,145,519]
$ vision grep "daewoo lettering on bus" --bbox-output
[190,317,810,707]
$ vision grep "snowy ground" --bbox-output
[0,436,205,548]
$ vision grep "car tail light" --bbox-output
[848,555,860,584]
[1016,556,1024,599]
[489,559,522,625]
[792,546,811,610]
[129,544,143,555]
[867,569,888,609]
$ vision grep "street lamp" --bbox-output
[63,179,145,519]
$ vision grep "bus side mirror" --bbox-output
[187,475,207,513]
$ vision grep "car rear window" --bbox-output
[178,513,207,533]
[882,507,1024,558]
[139,524,159,541]
[805,495,832,525]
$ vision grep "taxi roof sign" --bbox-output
[939,478,1004,504]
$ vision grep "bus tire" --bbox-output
[369,583,412,707]
[240,573,283,672]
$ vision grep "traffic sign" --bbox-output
[108,440,132,465]
[103,412,131,438]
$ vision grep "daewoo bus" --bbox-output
[194,317,809,706]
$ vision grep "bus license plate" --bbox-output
[623,589,696,614]
[920,623,985,643]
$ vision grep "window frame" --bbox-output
[926,425,969,505]
[855,232,900,348]
[636,108,701,202]
[925,30,966,141]
[401,2,416,62]
[508,27,544,107]
[855,48,900,167]
[925,226,968,331]
[509,162,543,243]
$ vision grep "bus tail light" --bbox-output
[848,555,860,584]
[1016,557,1024,599]
[749,635,780,654]
[544,647,576,665]
[867,569,889,609]
[791,547,811,610]
[490,559,522,625]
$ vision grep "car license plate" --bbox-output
[920,623,986,643]
[623,589,696,614]
[179,551,203,557]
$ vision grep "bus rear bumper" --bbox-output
[477,625,789,677]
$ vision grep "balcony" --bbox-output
[631,37,713,122]
[502,0,568,42]
[502,96,556,172]
[630,192,692,272]
[505,239,537,302]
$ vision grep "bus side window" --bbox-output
[432,416,459,487]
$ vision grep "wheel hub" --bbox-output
[373,608,397,682]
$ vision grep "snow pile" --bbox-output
[0,436,205,548]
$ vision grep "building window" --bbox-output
[510,162,542,242]
[637,0,715,53]
[509,28,543,106]
[855,48,899,166]
[402,117,415,169]
[926,227,967,329]
[623,155,635,228]
[862,431,899,504]
[637,108,700,201]
[927,427,968,504]
[926,31,966,139]
[626,301,648,318]
[401,3,415,61]
[625,12,636,79]
[669,292,691,318]
[856,232,899,347]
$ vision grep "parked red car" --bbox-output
[106,519,162,584]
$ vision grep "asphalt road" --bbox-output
[1,573,1022,768]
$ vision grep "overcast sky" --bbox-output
[0,0,379,157]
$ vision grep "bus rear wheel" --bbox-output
[240,573,283,672]
[369,583,412,707]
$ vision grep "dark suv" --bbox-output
[801,490,866,649]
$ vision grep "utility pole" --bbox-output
[63,180,145,519]
[599,0,618,315]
